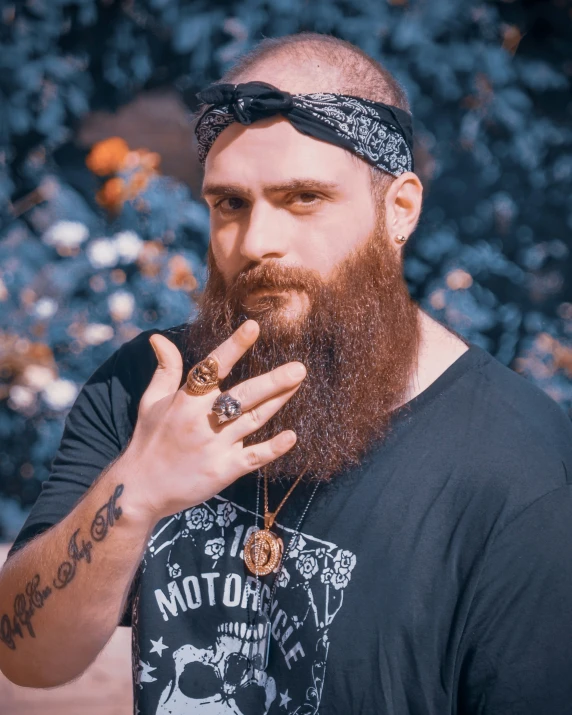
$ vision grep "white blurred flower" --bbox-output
[22,365,56,391]
[108,291,135,322]
[83,323,114,345]
[34,297,58,319]
[43,221,89,249]
[42,379,78,411]
[8,385,35,410]
[114,230,143,264]
[87,238,119,268]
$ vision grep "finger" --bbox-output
[208,319,260,380]
[140,334,183,411]
[240,431,297,472]
[228,384,301,441]
[225,361,306,414]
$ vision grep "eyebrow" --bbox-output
[200,178,340,200]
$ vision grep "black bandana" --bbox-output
[195,81,414,177]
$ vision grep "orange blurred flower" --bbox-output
[96,177,126,213]
[167,255,198,292]
[123,149,161,173]
[126,171,150,199]
[87,138,162,213]
[86,137,130,176]
[137,241,165,278]
[446,269,473,291]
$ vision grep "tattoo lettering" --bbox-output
[91,484,124,541]
[53,529,94,589]
[0,575,51,650]
[0,484,124,651]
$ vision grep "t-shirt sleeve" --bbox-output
[458,484,572,715]
[6,328,166,626]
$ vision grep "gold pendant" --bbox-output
[244,529,284,576]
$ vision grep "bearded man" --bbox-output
[2,33,572,715]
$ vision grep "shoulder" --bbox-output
[472,346,572,466]
[452,344,572,523]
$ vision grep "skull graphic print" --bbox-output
[132,495,357,714]
[155,624,276,714]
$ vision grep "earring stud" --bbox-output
[395,234,407,243]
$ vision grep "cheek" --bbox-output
[293,204,375,276]
[209,235,237,284]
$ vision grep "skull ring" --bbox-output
[186,356,220,395]
[212,392,243,424]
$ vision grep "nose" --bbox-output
[239,201,289,264]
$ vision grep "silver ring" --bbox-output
[212,392,243,424]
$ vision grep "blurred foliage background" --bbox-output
[0,0,571,540]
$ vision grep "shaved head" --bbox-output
[221,32,410,109]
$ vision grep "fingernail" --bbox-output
[289,363,306,379]
[242,319,259,337]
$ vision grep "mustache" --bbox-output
[228,261,324,304]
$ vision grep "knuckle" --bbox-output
[174,388,193,409]
[269,368,283,390]
[230,383,247,405]
[245,449,260,469]
[247,406,260,426]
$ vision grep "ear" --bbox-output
[383,172,423,244]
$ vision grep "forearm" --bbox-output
[0,455,154,687]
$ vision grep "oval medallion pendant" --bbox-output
[244,529,284,576]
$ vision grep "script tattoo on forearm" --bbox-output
[0,484,124,651]
[91,483,123,541]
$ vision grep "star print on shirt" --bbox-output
[138,659,157,684]
[149,636,169,657]
[279,690,292,708]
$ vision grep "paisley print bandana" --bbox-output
[195,81,414,177]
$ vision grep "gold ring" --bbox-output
[185,357,220,395]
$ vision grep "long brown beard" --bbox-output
[183,228,421,482]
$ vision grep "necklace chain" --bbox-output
[266,477,320,610]
[263,466,308,529]
[245,470,320,671]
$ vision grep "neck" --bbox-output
[397,308,470,409]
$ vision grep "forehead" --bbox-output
[203,116,363,187]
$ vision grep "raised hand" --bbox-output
[120,319,306,525]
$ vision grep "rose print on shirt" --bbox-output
[216,501,237,528]
[183,506,214,532]
[321,549,357,590]
[296,553,319,580]
[204,537,225,565]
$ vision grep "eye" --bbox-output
[296,192,320,204]
[214,197,246,212]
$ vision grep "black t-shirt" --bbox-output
[8,325,572,715]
